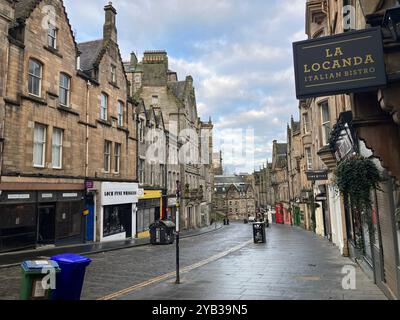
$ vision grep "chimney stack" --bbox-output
[103,2,117,44]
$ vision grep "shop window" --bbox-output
[103,205,128,237]
[136,206,156,233]
[55,201,82,240]
[0,204,36,252]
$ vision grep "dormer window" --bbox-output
[48,24,57,49]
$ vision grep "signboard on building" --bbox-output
[306,171,328,181]
[85,180,94,189]
[101,182,139,206]
[293,27,387,99]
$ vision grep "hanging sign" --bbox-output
[306,171,328,181]
[293,27,387,99]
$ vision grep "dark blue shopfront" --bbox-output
[0,190,85,253]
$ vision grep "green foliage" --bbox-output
[334,157,382,212]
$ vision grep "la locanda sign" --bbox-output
[293,27,387,99]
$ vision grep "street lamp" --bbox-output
[383,6,400,42]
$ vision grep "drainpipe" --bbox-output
[0,41,11,185]
[85,80,91,178]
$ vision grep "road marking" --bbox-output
[97,239,253,300]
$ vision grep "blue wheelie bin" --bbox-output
[50,253,92,300]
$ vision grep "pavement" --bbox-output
[0,222,387,300]
[0,223,222,269]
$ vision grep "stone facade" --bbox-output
[213,175,256,220]
[125,50,213,230]
[0,0,138,251]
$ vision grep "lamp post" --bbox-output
[175,180,181,285]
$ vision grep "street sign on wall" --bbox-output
[306,171,328,181]
[293,27,387,99]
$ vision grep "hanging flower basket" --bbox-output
[334,157,382,212]
[334,156,382,249]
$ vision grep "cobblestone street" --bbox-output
[0,223,386,300]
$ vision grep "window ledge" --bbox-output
[117,125,129,133]
[109,81,120,89]
[21,94,47,106]
[58,106,80,116]
[78,120,97,129]
[97,119,112,127]
[46,91,59,98]
[43,45,63,58]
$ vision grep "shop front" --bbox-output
[100,182,139,242]
[275,203,284,224]
[0,188,85,253]
[136,190,162,239]
[166,197,177,222]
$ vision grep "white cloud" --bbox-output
[63,0,305,173]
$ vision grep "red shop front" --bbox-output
[275,203,284,224]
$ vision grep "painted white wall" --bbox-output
[328,183,347,256]
[102,232,127,242]
[315,204,325,237]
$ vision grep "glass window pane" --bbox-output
[321,103,330,123]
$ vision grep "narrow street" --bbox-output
[0,223,386,300]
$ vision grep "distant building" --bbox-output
[213,175,255,220]
[212,151,223,176]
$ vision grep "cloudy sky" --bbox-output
[64,0,307,174]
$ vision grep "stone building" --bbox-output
[296,0,400,299]
[0,0,138,252]
[213,175,255,220]
[287,117,303,227]
[133,99,167,238]
[125,50,213,230]
[212,151,223,176]
[271,140,290,224]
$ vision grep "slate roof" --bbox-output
[15,0,40,21]
[292,121,301,134]
[276,143,287,155]
[214,175,246,186]
[276,154,287,169]
[77,39,104,72]
[168,81,186,100]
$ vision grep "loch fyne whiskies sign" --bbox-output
[293,27,387,99]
